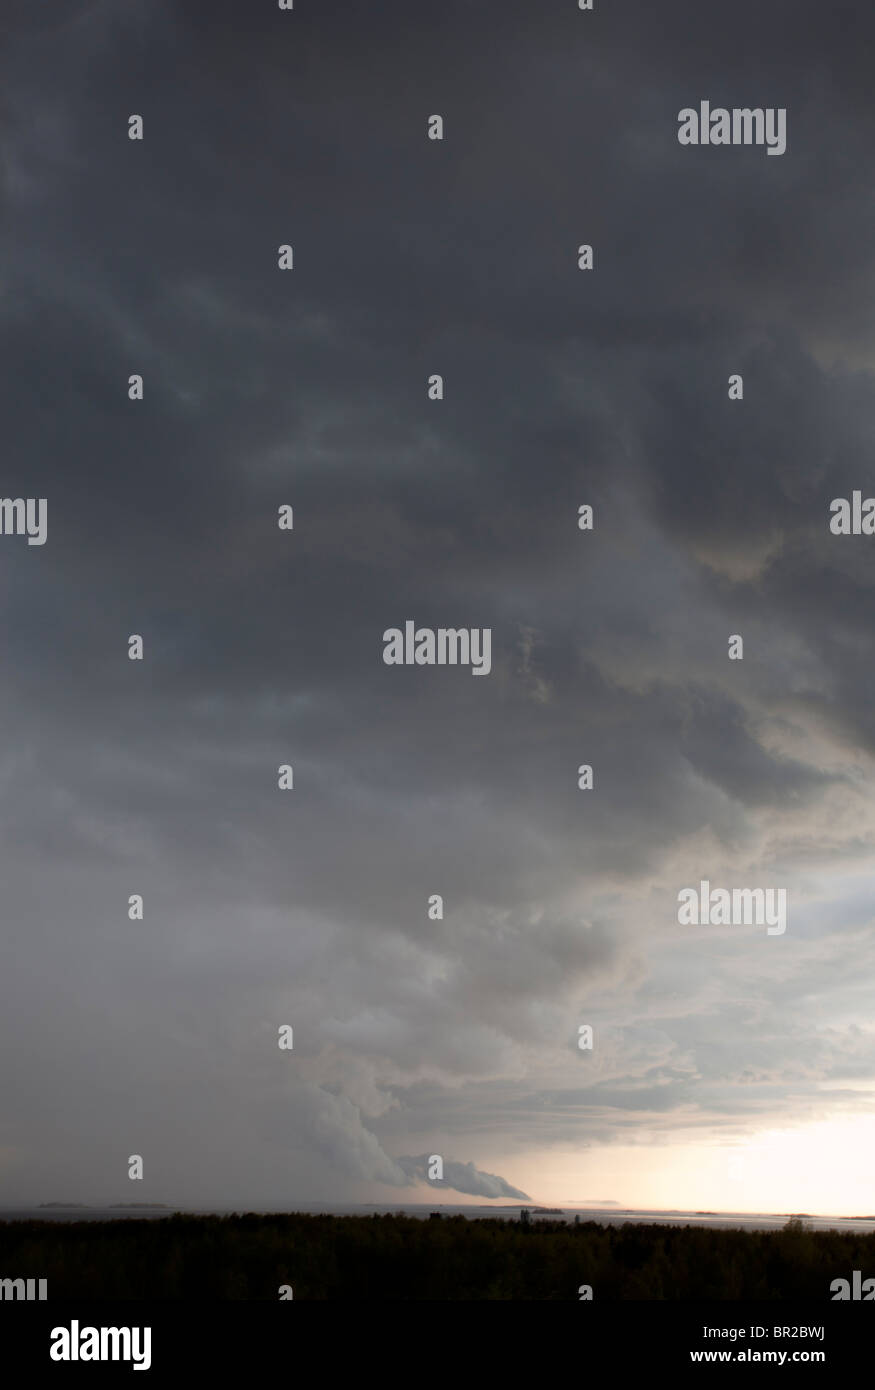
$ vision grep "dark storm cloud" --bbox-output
[1,0,875,1207]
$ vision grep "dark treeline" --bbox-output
[0,1213,871,1299]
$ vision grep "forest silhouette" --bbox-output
[0,1212,871,1299]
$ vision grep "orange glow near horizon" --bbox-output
[439,1114,875,1216]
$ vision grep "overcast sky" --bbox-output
[2,0,875,1213]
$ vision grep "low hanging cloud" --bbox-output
[302,1087,530,1199]
[396,1155,531,1201]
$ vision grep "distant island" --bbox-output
[532,1206,564,1215]
[38,1202,90,1209]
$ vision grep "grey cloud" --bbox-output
[2,0,875,1211]
[396,1155,530,1202]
